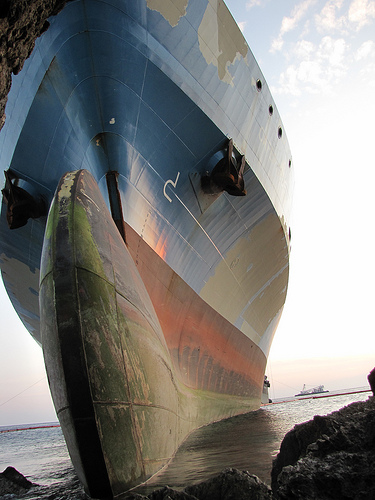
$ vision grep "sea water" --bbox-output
[0,389,371,499]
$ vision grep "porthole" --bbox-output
[269,105,273,116]
[256,79,262,91]
[289,159,292,168]
[278,127,282,139]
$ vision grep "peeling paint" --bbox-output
[56,171,75,203]
[198,0,248,85]
[146,0,188,27]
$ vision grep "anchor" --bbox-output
[202,139,247,196]
[1,170,47,229]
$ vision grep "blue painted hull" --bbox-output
[0,0,293,495]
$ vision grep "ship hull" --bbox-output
[0,0,293,497]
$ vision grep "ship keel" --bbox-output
[40,170,186,497]
[39,169,261,498]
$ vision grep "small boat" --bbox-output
[261,375,272,404]
[295,384,329,397]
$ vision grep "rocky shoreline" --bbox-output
[0,466,33,496]
[129,391,375,499]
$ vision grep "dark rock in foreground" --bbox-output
[0,466,34,495]
[185,468,272,500]
[368,368,375,394]
[126,468,272,500]
[272,396,375,499]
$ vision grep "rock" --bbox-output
[272,397,375,499]
[125,494,149,500]
[0,0,69,131]
[0,466,34,495]
[276,452,374,500]
[150,486,199,499]
[125,469,272,500]
[368,367,375,395]
[185,468,272,500]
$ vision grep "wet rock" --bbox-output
[0,0,68,130]
[0,466,34,495]
[126,469,272,500]
[185,468,272,500]
[127,487,198,500]
[368,367,375,395]
[150,486,199,499]
[272,396,375,499]
[276,452,374,500]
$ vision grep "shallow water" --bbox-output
[0,424,85,499]
[139,389,371,493]
[0,389,370,499]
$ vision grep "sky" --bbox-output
[226,0,375,399]
[1,0,375,425]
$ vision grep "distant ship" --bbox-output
[0,0,293,497]
[295,385,329,397]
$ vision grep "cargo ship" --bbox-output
[0,0,293,497]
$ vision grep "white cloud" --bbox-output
[296,60,324,89]
[318,36,347,66]
[271,0,317,52]
[348,0,375,30]
[358,61,375,82]
[269,0,375,97]
[277,60,328,96]
[271,37,284,53]
[315,0,346,33]
[246,0,263,8]
[300,18,313,38]
[314,0,375,32]
[293,39,315,59]
[275,36,348,96]
[356,41,375,85]
[278,66,302,96]
[238,21,246,33]
[355,39,375,59]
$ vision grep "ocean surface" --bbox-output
[0,388,371,499]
